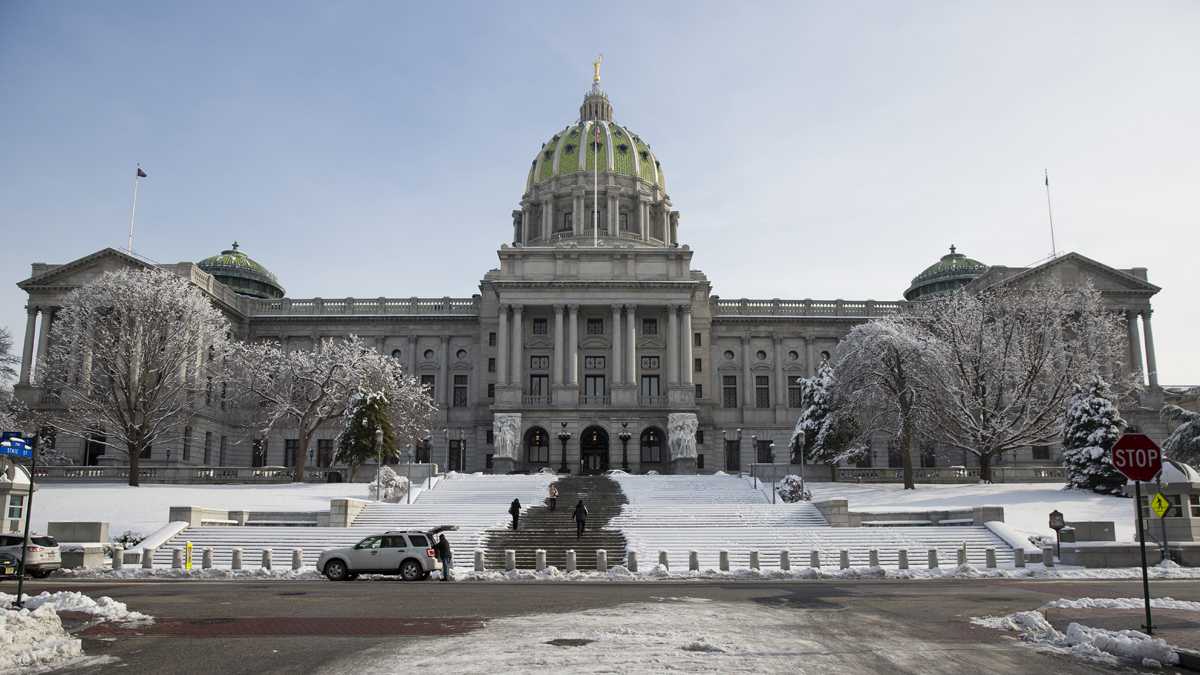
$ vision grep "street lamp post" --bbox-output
[792,429,808,501]
[618,423,632,472]
[404,444,413,505]
[374,427,384,502]
[751,434,759,488]
[557,422,572,474]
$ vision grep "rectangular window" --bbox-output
[640,375,660,397]
[640,355,660,370]
[204,432,212,465]
[420,374,436,396]
[584,355,605,370]
[285,439,298,467]
[756,439,773,464]
[694,332,702,347]
[755,375,770,408]
[1190,494,1200,518]
[7,494,24,520]
[529,374,549,396]
[453,375,469,407]
[1032,445,1051,461]
[722,376,738,409]
[532,318,548,335]
[695,383,703,400]
[694,358,702,373]
[488,358,496,373]
[219,436,227,466]
[488,332,496,347]
[318,439,333,468]
[788,378,803,408]
[586,318,604,335]
[642,318,658,336]
[920,444,937,468]
[559,211,572,232]
[584,375,606,397]
[530,355,549,370]
[696,453,705,470]
[252,439,267,468]
[182,427,192,462]
[620,212,631,231]
[696,430,704,445]
[486,429,494,446]
[486,453,494,469]
[487,383,495,399]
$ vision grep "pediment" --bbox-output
[17,248,153,290]
[974,252,1160,296]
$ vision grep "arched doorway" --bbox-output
[579,426,609,475]
[524,426,550,468]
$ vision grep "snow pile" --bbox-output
[973,600,1184,668]
[0,590,152,624]
[0,604,83,673]
[776,475,811,503]
[55,566,325,581]
[367,466,409,503]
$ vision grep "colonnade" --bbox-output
[18,304,57,385]
[1126,308,1159,388]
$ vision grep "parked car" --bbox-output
[0,533,62,578]
[318,527,455,582]
[0,552,18,578]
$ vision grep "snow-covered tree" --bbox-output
[1161,404,1200,465]
[0,326,19,384]
[40,268,232,486]
[924,282,1126,482]
[1061,376,1127,494]
[336,389,397,480]
[367,465,409,502]
[790,360,859,471]
[776,474,811,503]
[830,316,944,489]
[233,335,436,482]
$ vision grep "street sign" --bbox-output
[1111,433,1162,482]
[0,433,33,460]
[1150,493,1171,518]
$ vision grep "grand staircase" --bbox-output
[481,475,628,571]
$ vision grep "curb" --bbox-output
[1177,648,1200,672]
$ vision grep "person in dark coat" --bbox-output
[572,500,588,540]
[436,534,453,582]
[509,498,521,530]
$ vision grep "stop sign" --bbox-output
[1111,433,1162,482]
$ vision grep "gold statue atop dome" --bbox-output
[593,54,603,84]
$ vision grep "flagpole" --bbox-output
[593,125,599,247]
[1044,169,1057,258]
[127,171,141,254]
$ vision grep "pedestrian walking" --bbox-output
[509,498,521,531]
[436,533,453,582]
[547,484,559,511]
[572,500,588,540]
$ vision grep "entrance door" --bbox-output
[725,439,741,472]
[579,426,610,475]
[448,440,463,473]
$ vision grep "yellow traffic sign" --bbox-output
[1150,493,1171,518]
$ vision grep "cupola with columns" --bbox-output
[513,57,679,248]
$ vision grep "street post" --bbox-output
[1111,432,1164,635]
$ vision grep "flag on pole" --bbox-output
[137,167,147,178]
[1044,170,1048,187]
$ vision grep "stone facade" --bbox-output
[11,77,1169,476]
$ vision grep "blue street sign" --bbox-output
[0,433,33,460]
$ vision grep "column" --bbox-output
[636,200,646,241]
[439,335,450,408]
[773,335,785,407]
[611,304,623,385]
[573,196,582,237]
[19,306,36,384]
[553,305,564,386]
[1126,310,1144,384]
[496,306,509,386]
[741,334,753,407]
[406,335,416,380]
[521,206,531,244]
[625,305,637,384]
[567,305,579,386]
[667,305,679,385]
[35,307,54,380]
[1142,310,1159,389]
[681,305,694,386]
[660,208,669,242]
[511,305,524,392]
[804,337,815,377]
[542,200,552,240]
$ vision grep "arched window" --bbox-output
[391,349,402,359]
[640,427,664,464]
[525,426,550,464]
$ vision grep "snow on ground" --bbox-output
[0,591,151,673]
[805,481,1134,542]
[972,597,1189,668]
[31,482,375,537]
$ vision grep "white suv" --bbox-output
[318,530,441,582]
[0,533,62,578]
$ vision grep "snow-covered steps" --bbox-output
[613,503,827,528]
[611,474,769,504]
[416,473,554,506]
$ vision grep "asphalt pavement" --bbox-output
[7,577,1198,674]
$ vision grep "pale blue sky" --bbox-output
[2,1,1197,382]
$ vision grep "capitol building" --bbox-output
[14,70,1167,476]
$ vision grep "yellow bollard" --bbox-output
[185,541,194,571]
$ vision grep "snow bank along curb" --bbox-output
[1,591,154,673]
[1,590,154,623]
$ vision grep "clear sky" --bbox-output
[2,1,1197,382]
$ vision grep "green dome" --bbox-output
[904,246,987,302]
[198,242,285,299]
[526,121,666,192]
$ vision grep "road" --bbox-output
[7,577,1197,674]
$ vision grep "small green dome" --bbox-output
[198,242,285,299]
[904,245,987,301]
